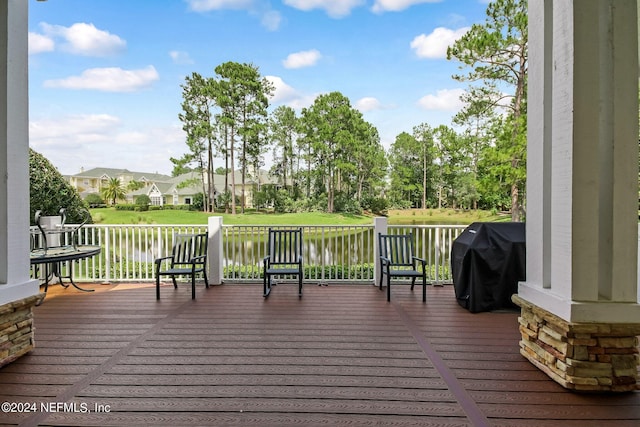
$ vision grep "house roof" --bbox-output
[73,167,172,183]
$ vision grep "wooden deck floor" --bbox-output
[1,281,639,426]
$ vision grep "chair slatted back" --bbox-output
[268,228,303,266]
[379,233,416,267]
[172,233,208,266]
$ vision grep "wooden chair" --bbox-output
[155,233,208,299]
[378,232,428,302]
[263,228,303,298]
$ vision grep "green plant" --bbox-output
[134,194,151,211]
[85,193,104,207]
[29,148,90,225]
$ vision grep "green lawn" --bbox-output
[386,208,508,225]
[89,208,506,226]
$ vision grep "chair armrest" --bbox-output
[154,256,174,265]
[189,255,207,264]
[412,256,426,267]
[379,256,391,266]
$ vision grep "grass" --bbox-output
[89,207,507,226]
[89,209,372,225]
[386,208,508,225]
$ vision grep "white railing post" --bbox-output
[373,217,388,286]
[103,226,111,283]
[435,227,441,286]
[208,216,223,285]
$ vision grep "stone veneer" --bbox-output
[0,294,44,368]
[512,295,640,392]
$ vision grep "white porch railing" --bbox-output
[30,219,467,285]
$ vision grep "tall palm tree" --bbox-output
[101,177,127,206]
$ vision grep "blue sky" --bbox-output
[28,0,491,176]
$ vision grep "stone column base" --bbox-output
[0,293,44,368]
[512,295,640,392]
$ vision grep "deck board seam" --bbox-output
[18,297,195,427]
[393,301,491,427]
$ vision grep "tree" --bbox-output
[435,125,468,209]
[299,92,371,213]
[412,123,437,209]
[127,180,145,191]
[101,177,127,206]
[453,88,497,210]
[170,158,195,177]
[269,105,299,194]
[351,122,387,203]
[447,0,527,220]
[177,72,218,212]
[214,61,273,214]
[388,132,422,208]
[29,149,90,225]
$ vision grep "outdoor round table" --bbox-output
[30,245,101,295]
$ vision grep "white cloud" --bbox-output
[283,49,322,69]
[30,114,182,176]
[417,88,465,111]
[265,76,298,103]
[261,10,283,31]
[30,114,121,146]
[186,0,254,12]
[283,0,365,18]
[410,27,468,59]
[372,0,442,13]
[265,75,317,109]
[169,50,194,65]
[186,1,281,31]
[40,22,126,57]
[355,97,383,112]
[28,32,55,55]
[43,66,160,93]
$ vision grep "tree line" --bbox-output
[175,0,528,221]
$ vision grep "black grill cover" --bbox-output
[451,222,525,313]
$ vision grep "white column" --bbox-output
[207,216,223,285]
[519,0,640,323]
[0,0,39,305]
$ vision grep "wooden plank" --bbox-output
[0,283,637,427]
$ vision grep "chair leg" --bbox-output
[172,276,178,289]
[298,272,303,297]
[191,274,196,300]
[387,274,391,302]
[204,269,209,288]
[410,277,416,290]
[264,274,271,297]
[156,275,160,300]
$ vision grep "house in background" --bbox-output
[69,167,172,200]
[68,167,283,208]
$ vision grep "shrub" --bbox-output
[115,204,136,211]
[84,193,104,207]
[361,196,388,215]
[334,192,362,214]
[29,149,91,225]
[192,193,205,211]
[134,194,151,205]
